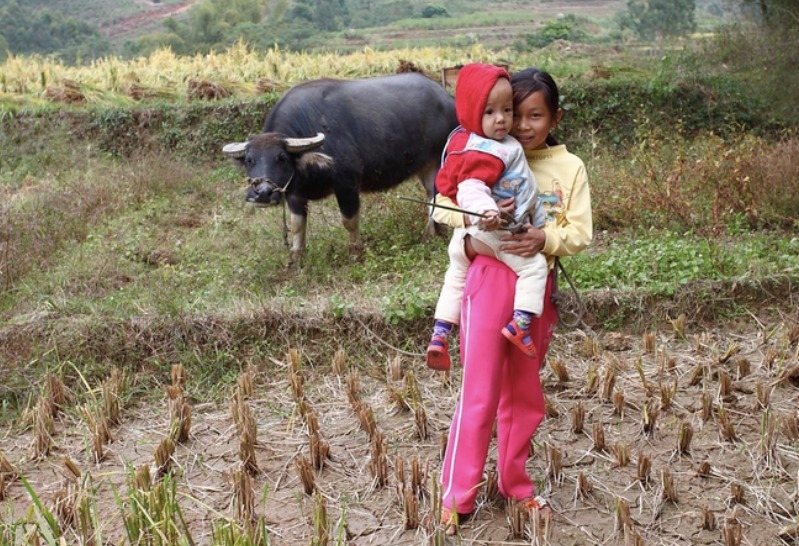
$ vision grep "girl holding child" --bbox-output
[432,66,593,533]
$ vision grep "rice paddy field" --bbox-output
[2,28,799,546]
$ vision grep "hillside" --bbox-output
[25,0,195,42]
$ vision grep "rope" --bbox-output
[552,258,588,329]
[346,259,587,360]
[348,312,428,358]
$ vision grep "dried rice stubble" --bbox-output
[187,78,233,101]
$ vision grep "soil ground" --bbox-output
[2,307,799,545]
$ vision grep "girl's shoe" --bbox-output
[440,507,458,536]
[518,495,551,516]
[501,320,538,359]
[426,335,451,371]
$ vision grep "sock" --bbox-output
[513,310,533,331]
[433,320,453,339]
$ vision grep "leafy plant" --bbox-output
[381,285,436,325]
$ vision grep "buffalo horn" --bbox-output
[222,142,248,158]
[285,133,325,152]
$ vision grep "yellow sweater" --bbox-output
[432,144,592,269]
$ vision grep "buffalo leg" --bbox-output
[287,196,308,265]
[417,160,445,238]
[334,188,363,254]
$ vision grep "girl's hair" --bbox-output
[511,68,560,146]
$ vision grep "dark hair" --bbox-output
[511,68,560,146]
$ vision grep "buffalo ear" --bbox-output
[296,152,334,173]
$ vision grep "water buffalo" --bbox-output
[223,72,457,264]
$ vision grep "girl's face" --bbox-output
[511,90,562,151]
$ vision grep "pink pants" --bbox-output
[440,255,557,513]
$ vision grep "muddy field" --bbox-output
[2,308,799,545]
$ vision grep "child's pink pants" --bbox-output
[440,255,557,513]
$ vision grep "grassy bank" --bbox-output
[2,46,798,417]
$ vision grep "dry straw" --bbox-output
[46,372,68,417]
[312,491,329,546]
[575,471,592,500]
[544,394,560,418]
[546,444,563,484]
[601,363,616,402]
[295,455,315,495]
[549,359,570,383]
[34,396,55,458]
[641,398,659,437]
[403,488,419,530]
[506,498,528,539]
[580,336,600,359]
[678,421,693,454]
[0,450,18,482]
[782,413,799,441]
[170,364,186,391]
[485,469,501,503]
[636,452,651,484]
[718,342,741,364]
[755,382,772,411]
[584,364,599,395]
[309,432,330,471]
[154,436,176,478]
[571,402,585,434]
[702,505,716,530]
[410,456,426,497]
[659,379,676,411]
[717,405,738,442]
[388,354,403,382]
[701,390,714,421]
[415,405,429,441]
[661,468,678,503]
[369,430,389,487]
[643,332,656,354]
[614,497,633,532]
[611,442,630,468]
[729,482,745,505]
[689,362,705,387]
[234,468,256,524]
[332,349,347,376]
[592,421,606,452]
[670,313,687,339]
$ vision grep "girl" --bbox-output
[434,67,593,534]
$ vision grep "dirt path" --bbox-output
[99,1,198,41]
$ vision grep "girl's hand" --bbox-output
[500,224,546,257]
[496,197,515,216]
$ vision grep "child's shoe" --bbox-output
[426,334,451,371]
[501,320,538,359]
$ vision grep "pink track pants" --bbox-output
[440,255,557,513]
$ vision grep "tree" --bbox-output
[624,0,696,40]
[737,0,799,28]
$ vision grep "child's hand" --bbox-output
[478,211,501,231]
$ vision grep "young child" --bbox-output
[427,63,548,371]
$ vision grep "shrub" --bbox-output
[420,5,448,18]
[590,132,799,235]
[517,15,584,49]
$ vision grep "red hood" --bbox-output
[455,63,510,137]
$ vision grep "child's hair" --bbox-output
[510,68,560,147]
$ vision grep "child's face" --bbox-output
[481,78,514,141]
[511,90,562,151]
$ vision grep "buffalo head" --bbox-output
[223,132,332,206]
